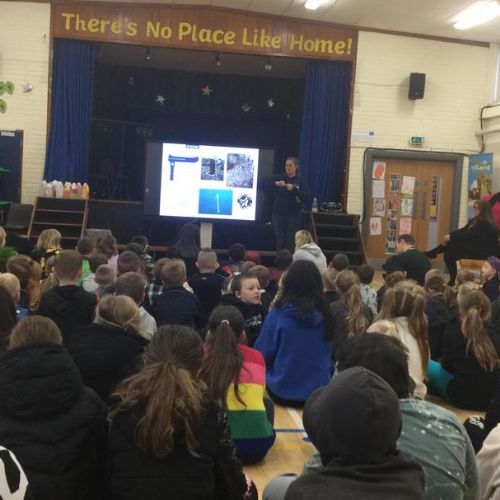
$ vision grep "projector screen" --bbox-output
[144,141,274,222]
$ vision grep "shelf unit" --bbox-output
[28,197,88,246]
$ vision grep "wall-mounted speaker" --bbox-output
[408,73,425,100]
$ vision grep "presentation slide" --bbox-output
[159,143,260,221]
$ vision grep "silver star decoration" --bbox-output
[201,86,213,96]
[241,103,251,112]
[267,98,275,108]
[156,95,166,105]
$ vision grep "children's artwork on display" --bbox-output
[370,217,382,235]
[399,217,412,235]
[373,198,386,216]
[372,161,386,180]
[400,198,414,217]
[372,179,385,198]
[388,194,400,211]
[385,229,397,254]
[389,174,401,194]
[401,176,416,196]
[385,209,399,254]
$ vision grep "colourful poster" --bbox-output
[401,176,416,196]
[372,161,386,180]
[372,179,385,198]
[468,153,493,218]
[400,198,414,217]
[370,217,382,235]
[390,174,401,194]
[399,217,412,235]
[373,198,386,216]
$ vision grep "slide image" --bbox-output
[237,193,253,209]
[226,153,254,188]
[199,188,233,216]
[201,157,224,181]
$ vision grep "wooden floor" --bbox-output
[243,405,311,496]
[244,398,484,497]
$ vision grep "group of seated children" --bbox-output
[4,223,500,499]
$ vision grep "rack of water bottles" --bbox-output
[38,180,90,200]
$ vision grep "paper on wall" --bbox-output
[372,179,385,198]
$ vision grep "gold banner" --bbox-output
[51,4,357,60]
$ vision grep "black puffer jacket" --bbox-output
[0,342,107,500]
[109,400,247,500]
[65,323,148,402]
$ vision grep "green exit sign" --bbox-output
[410,136,424,145]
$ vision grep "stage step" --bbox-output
[307,211,366,266]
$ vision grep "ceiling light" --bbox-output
[305,0,323,10]
[453,1,500,30]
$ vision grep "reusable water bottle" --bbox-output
[312,197,318,213]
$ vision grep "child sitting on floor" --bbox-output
[94,264,116,300]
[37,250,97,338]
[201,305,275,464]
[154,259,203,329]
[482,256,500,302]
[355,264,377,317]
[189,248,224,320]
[82,253,108,293]
[219,273,266,347]
[223,243,246,276]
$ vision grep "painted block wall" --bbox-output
[348,31,494,228]
[0,1,50,202]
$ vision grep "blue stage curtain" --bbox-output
[44,39,96,182]
[299,60,352,204]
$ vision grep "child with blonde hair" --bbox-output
[330,270,373,356]
[376,280,429,399]
[293,230,327,273]
[6,254,41,312]
[32,228,61,277]
[65,295,147,402]
[0,226,16,272]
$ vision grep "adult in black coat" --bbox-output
[272,157,309,252]
[0,316,107,500]
[382,234,431,286]
[425,200,500,284]
[65,295,148,402]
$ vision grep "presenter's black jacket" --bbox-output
[382,249,431,285]
[65,323,148,403]
[219,294,266,347]
[109,400,248,500]
[272,175,309,216]
[0,342,108,500]
[38,285,96,338]
[154,285,204,330]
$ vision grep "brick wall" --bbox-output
[348,31,494,227]
[0,1,50,202]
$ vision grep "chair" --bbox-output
[5,203,33,233]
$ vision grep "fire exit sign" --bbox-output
[410,136,424,145]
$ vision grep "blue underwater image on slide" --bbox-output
[198,189,233,216]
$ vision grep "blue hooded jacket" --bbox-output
[255,304,333,402]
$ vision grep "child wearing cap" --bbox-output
[482,256,500,302]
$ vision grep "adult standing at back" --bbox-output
[272,157,309,252]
